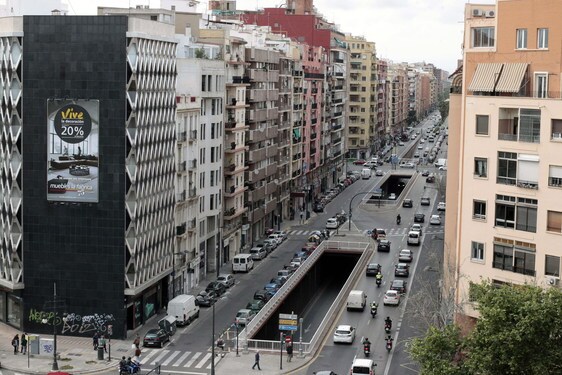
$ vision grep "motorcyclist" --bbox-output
[119,356,127,368]
[396,214,401,224]
[385,317,392,330]
[375,272,383,286]
[216,338,225,350]
[385,336,394,349]
[363,337,371,348]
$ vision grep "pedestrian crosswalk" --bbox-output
[287,227,443,237]
[139,348,218,371]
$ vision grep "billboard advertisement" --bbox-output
[47,99,99,203]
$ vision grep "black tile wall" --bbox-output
[22,16,128,338]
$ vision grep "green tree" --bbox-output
[409,324,466,375]
[409,282,562,375]
[465,283,562,375]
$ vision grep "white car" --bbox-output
[216,273,235,288]
[437,202,446,211]
[439,165,448,171]
[400,162,415,169]
[235,309,256,325]
[383,290,401,306]
[388,193,397,200]
[398,141,404,146]
[398,249,413,262]
[326,218,339,229]
[430,215,441,225]
[273,230,288,241]
[333,324,355,344]
[411,223,423,235]
[267,234,282,246]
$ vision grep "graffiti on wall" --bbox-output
[28,309,115,334]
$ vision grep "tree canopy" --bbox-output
[409,282,562,375]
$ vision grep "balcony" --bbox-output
[332,111,343,117]
[265,163,277,177]
[224,206,247,220]
[247,166,266,182]
[293,103,303,110]
[266,127,278,139]
[251,207,265,222]
[265,199,277,214]
[177,132,187,143]
[176,224,186,237]
[516,179,539,190]
[265,180,277,195]
[266,145,279,158]
[311,133,317,140]
[188,159,197,170]
[188,130,197,142]
[331,124,342,131]
[188,187,197,198]
[310,162,317,169]
[248,108,268,122]
[310,148,317,155]
[293,87,303,93]
[176,191,186,203]
[249,148,266,161]
[248,129,267,143]
[248,185,265,201]
[292,169,301,178]
[248,89,268,102]
[278,120,291,130]
[267,108,278,120]
[177,161,186,173]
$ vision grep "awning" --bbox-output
[495,63,528,93]
[468,63,503,92]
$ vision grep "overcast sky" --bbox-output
[68,0,497,74]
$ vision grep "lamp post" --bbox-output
[235,322,239,356]
[211,302,216,375]
[42,282,61,371]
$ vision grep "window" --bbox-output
[497,152,517,185]
[551,119,562,140]
[545,255,560,276]
[495,194,516,228]
[201,75,206,91]
[516,28,527,49]
[493,241,536,276]
[476,115,489,135]
[472,27,495,47]
[537,28,549,49]
[515,197,537,232]
[210,147,215,163]
[518,109,541,143]
[535,73,548,98]
[474,157,488,177]
[471,241,485,261]
[517,154,539,188]
[548,165,562,187]
[210,170,215,187]
[547,210,562,233]
[473,200,487,220]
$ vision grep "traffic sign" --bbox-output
[279,313,298,320]
[279,313,298,332]
[279,325,298,331]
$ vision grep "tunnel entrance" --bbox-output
[366,174,412,202]
[253,252,360,340]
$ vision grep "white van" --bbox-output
[346,290,367,311]
[351,358,376,375]
[361,168,371,179]
[167,294,199,326]
[232,254,254,273]
[407,231,421,246]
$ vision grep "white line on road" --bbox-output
[195,352,212,368]
[161,350,180,366]
[184,352,201,367]
[139,349,158,364]
[173,351,190,366]
[150,349,170,365]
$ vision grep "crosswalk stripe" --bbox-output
[195,352,212,368]
[184,352,201,367]
[173,351,191,366]
[150,350,170,365]
[139,349,158,364]
[161,350,180,366]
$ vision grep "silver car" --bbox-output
[216,273,235,288]
[398,249,413,263]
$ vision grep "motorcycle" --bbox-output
[370,304,378,318]
[396,216,401,225]
[363,344,371,357]
[384,322,392,334]
[119,362,141,374]
[376,277,382,287]
[386,338,393,352]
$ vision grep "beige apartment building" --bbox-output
[447,0,562,326]
[346,35,376,159]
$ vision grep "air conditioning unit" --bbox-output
[546,276,560,286]
[472,9,484,17]
[485,10,495,17]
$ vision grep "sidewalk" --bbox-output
[216,351,306,375]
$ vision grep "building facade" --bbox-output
[448,0,562,326]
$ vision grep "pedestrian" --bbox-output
[20,333,27,354]
[134,347,142,359]
[300,211,304,224]
[286,342,293,362]
[133,333,140,349]
[252,350,261,370]
[99,334,107,353]
[11,334,19,355]
[93,332,99,350]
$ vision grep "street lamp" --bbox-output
[42,282,63,371]
[211,302,216,375]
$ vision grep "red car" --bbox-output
[353,159,366,165]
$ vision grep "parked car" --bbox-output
[421,170,430,176]
[414,213,425,223]
[235,309,256,325]
[254,289,274,303]
[255,242,273,254]
[402,198,413,208]
[246,299,265,313]
[313,203,324,213]
[195,291,216,307]
[378,239,391,252]
[390,279,408,294]
[420,197,431,206]
[206,281,226,296]
[216,273,235,288]
[249,247,267,260]
[366,263,382,276]
[426,174,435,183]
[383,290,401,306]
[267,234,283,245]
[263,238,278,250]
[430,214,442,225]
[264,283,280,294]
[353,159,367,165]
[437,202,446,211]
[398,249,414,263]
[333,324,356,344]
[394,263,410,277]
[143,328,170,348]
[375,169,384,176]
[269,277,286,288]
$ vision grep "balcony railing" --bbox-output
[516,179,539,190]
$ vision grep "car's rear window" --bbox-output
[352,366,371,374]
